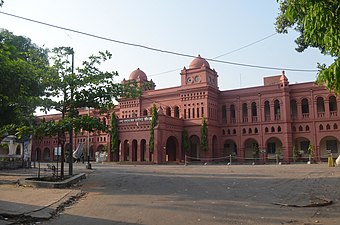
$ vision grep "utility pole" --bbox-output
[68,49,74,176]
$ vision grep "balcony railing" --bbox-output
[330,111,338,117]
[317,112,325,118]
[274,114,281,121]
[252,116,257,122]
[243,117,248,123]
[302,113,309,119]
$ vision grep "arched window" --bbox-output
[329,96,337,114]
[306,125,310,131]
[326,124,331,130]
[299,125,303,131]
[290,99,297,119]
[292,126,296,132]
[251,102,257,122]
[230,104,236,123]
[174,106,180,118]
[334,123,338,130]
[317,97,325,118]
[271,127,275,132]
[274,100,280,120]
[143,109,148,116]
[254,128,258,134]
[166,106,171,116]
[302,98,309,118]
[227,129,231,135]
[278,126,282,132]
[233,129,236,134]
[222,104,227,122]
[264,101,270,121]
[319,124,324,131]
[242,103,248,122]
[222,129,226,135]
[243,128,246,134]
[248,128,252,134]
[265,127,269,133]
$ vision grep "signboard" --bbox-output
[54,147,62,156]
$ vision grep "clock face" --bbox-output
[194,75,200,82]
[187,77,193,84]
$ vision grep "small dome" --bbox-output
[129,68,147,81]
[189,55,210,69]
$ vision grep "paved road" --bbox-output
[44,163,340,225]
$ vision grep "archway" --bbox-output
[293,137,310,161]
[266,137,283,156]
[166,136,178,162]
[123,140,129,161]
[141,139,146,161]
[244,138,259,160]
[34,148,42,161]
[132,139,137,161]
[89,145,94,160]
[223,140,237,158]
[43,147,50,161]
[212,135,218,161]
[189,135,200,160]
[319,136,339,159]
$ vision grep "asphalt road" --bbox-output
[44,163,340,225]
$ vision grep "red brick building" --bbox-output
[32,56,340,163]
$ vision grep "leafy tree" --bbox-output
[149,103,158,155]
[275,0,340,93]
[110,110,119,161]
[200,116,208,151]
[0,29,50,135]
[182,129,189,154]
[41,47,140,176]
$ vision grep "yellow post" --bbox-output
[328,154,334,167]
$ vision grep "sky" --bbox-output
[0,0,334,92]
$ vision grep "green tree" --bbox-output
[275,0,340,93]
[149,103,158,156]
[110,110,118,161]
[0,29,50,135]
[182,129,189,154]
[200,116,208,151]
[42,47,140,176]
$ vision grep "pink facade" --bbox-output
[32,56,340,164]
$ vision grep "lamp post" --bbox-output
[87,107,92,169]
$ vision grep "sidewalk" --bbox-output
[0,164,89,224]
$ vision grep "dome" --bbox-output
[128,68,148,81]
[189,55,210,69]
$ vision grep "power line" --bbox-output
[149,32,279,77]
[212,33,278,59]
[0,11,318,73]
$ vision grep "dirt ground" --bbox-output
[44,163,340,225]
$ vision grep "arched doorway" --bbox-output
[43,147,50,161]
[132,140,137,161]
[293,137,310,161]
[244,138,259,160]
[89,145,94,160]
[166,136,178,162]
[189,135,200,160]
[266,137,283,159]
[141,139,146,161]
[319,136,339,160]
[123,140,129,161]
[34,148,42,161]
[212,135,218,161]
[223,140,237,157]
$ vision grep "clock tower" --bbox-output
[180,55,219,89]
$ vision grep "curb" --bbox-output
[18,173,86,188]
